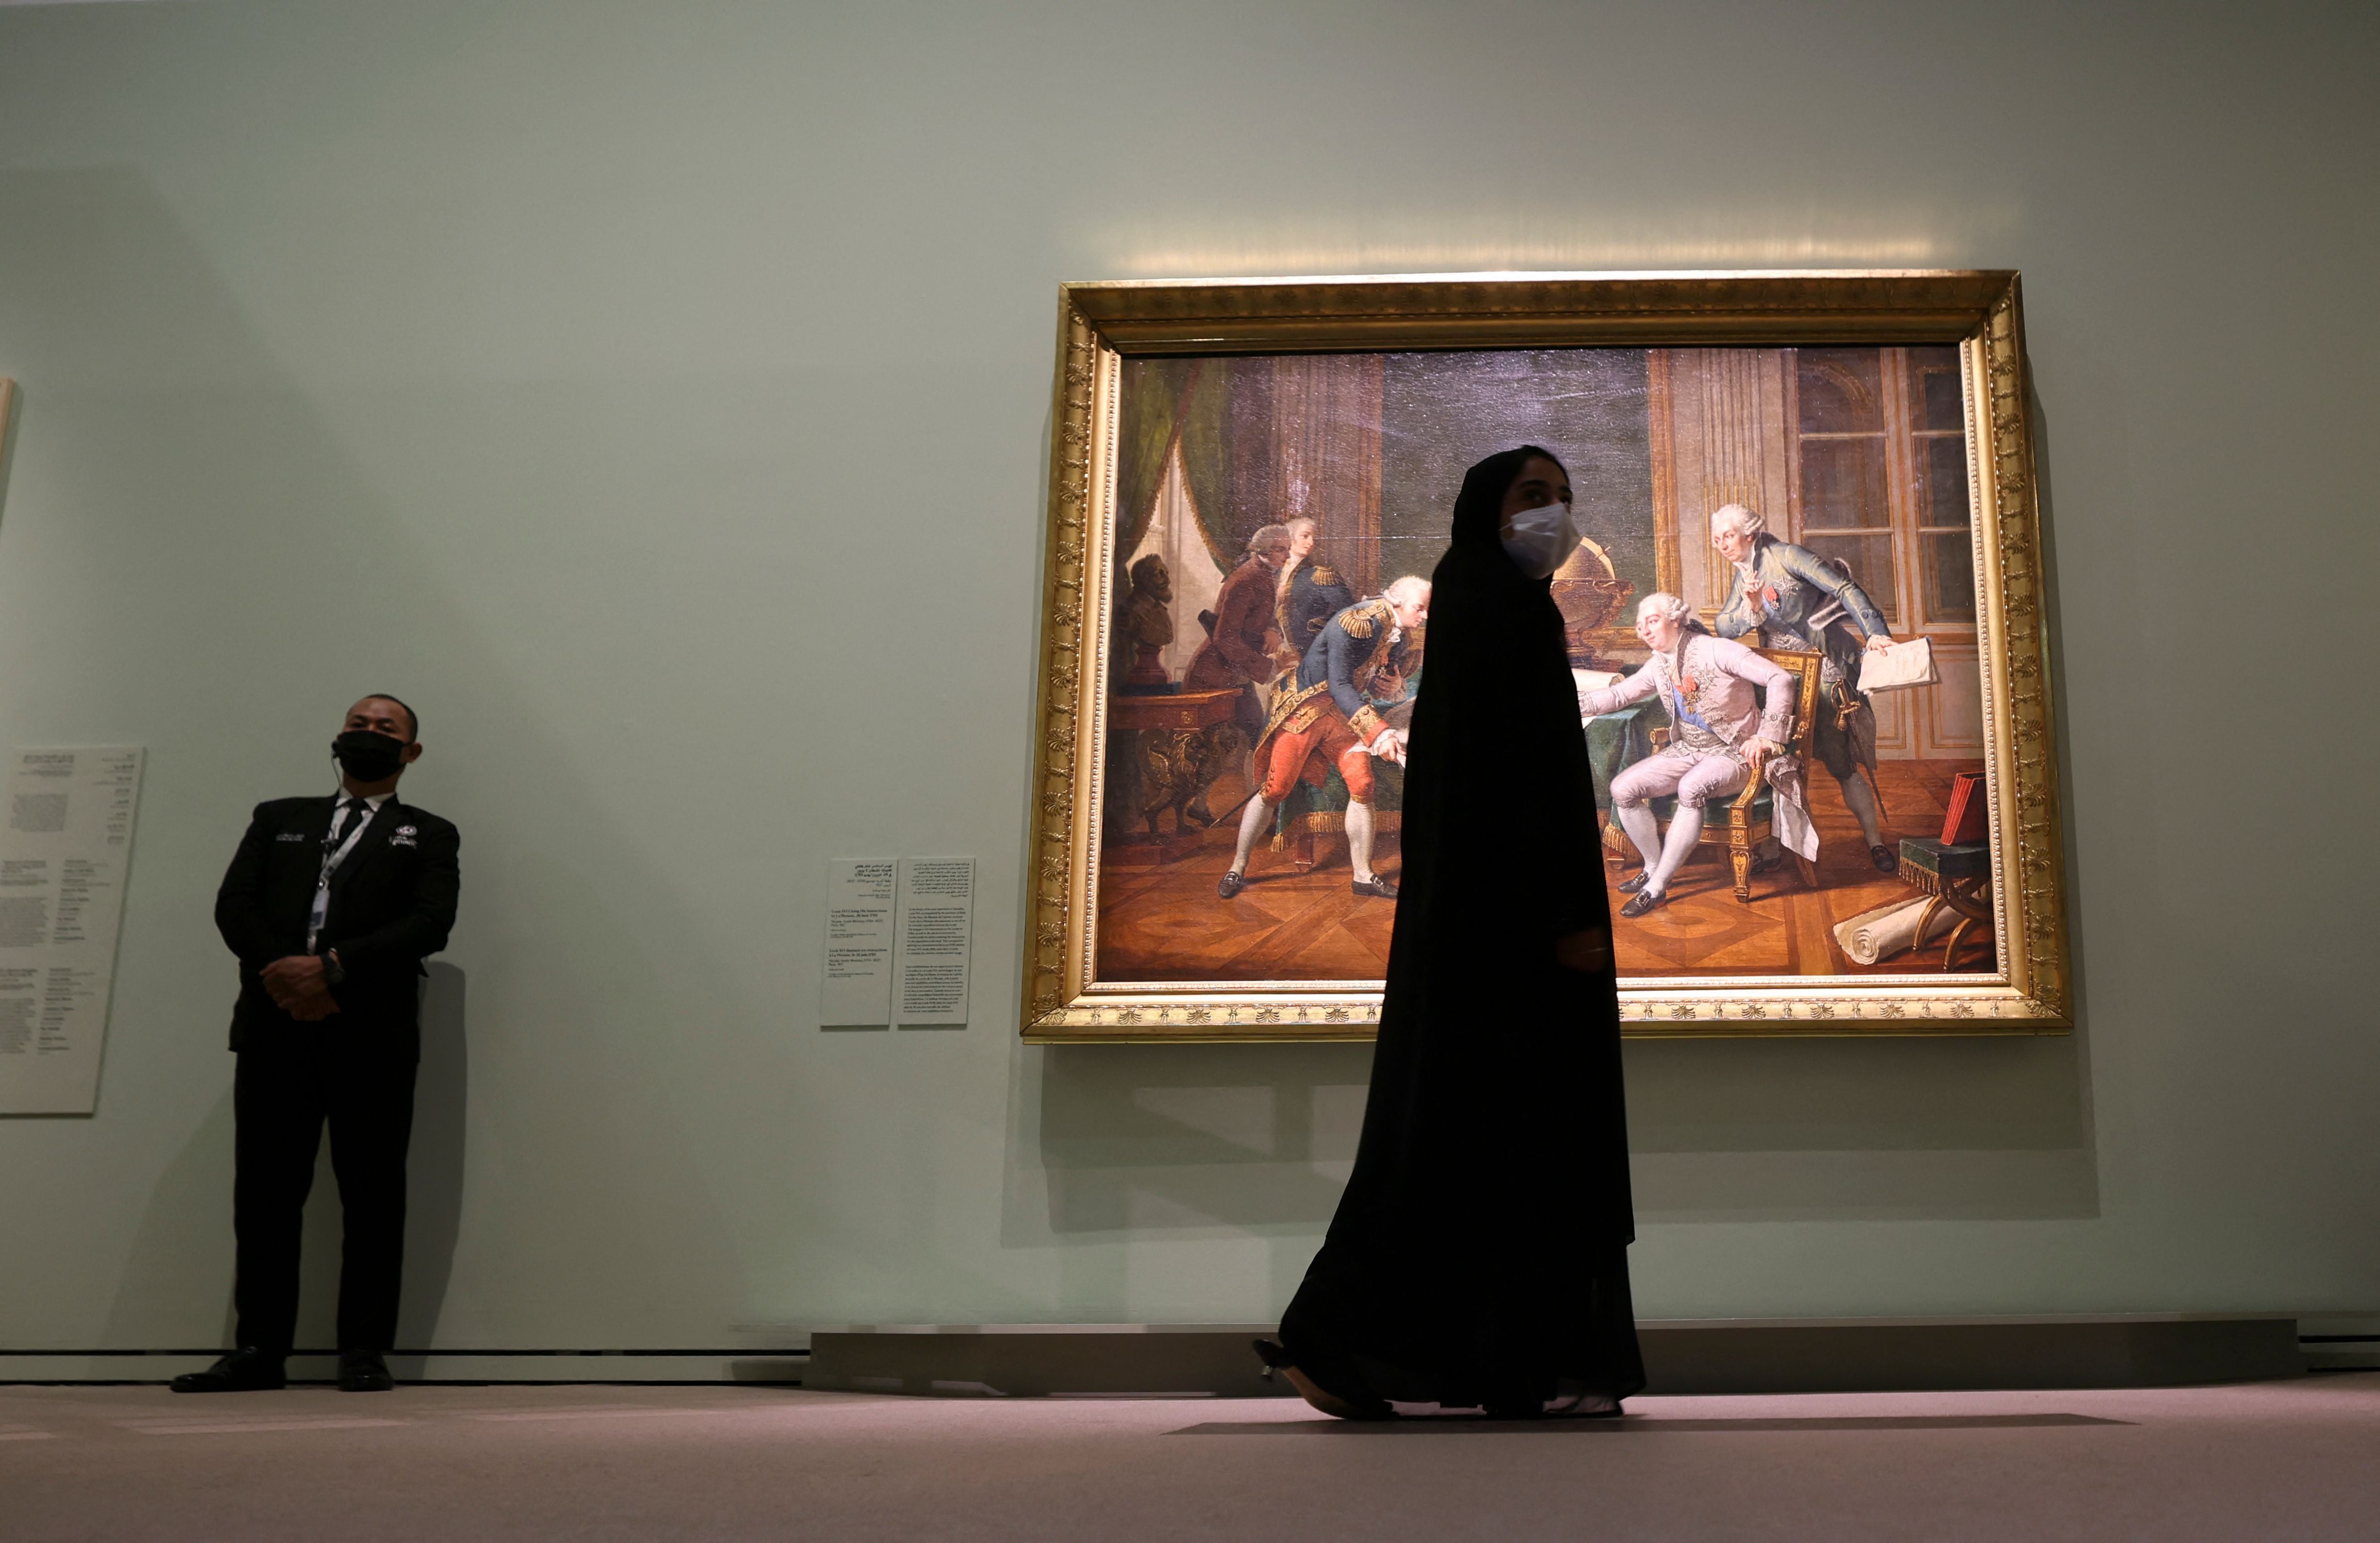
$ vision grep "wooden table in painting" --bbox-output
[1896,837,1994,970]
[1103,687,1244,867]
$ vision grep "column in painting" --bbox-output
[1648,348,1792,625]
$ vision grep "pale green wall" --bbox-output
[0,0,2371,1352]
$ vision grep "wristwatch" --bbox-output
[322,950,345,986]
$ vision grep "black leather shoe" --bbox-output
[1870,843,1898,874]
[1618,889,1663,919]
[1350,876,1398,900]
[170,1348,286,1393]
[1616,871,1650,893]
[1217,871,1245,899]
[337,1351,394,1392]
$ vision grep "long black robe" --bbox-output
[1279,446,1642,1410]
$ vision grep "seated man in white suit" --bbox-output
[1577,592,1812,917]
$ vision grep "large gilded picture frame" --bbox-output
[1022,272,2068,1041]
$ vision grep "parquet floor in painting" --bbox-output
[1092,760,1994,983]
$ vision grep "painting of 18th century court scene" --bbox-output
[1095,345,1996,985]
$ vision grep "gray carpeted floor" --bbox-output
[4,1374,2375,1540]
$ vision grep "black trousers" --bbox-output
[232,1042,417,1354]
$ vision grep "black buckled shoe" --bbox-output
[170,1348,286,1393]
[337,1351,395,1392]
[1616,871,1651,893]
[1618,889,1664,919]
[1217,871,1246,899]
[1870,844,1898,874]
[1350,876,1398,900]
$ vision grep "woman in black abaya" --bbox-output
[1259,446,1642,1419]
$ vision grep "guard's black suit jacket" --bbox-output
[214,794,461,1059]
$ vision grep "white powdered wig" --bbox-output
[1384,575,1432,608]
[1635,591,1697,630]
[1708,503,1766,540]
[1248,523,1292,555]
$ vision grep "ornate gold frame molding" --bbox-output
[1024,272,2068,1041]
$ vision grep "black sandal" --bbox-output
[1252,1339,1395,1421]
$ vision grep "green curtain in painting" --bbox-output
[1113,358,1287,574]
[1114,355,1390,589]
[1116,359,1230,570]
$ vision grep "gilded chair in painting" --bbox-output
[1599,644,1825,903]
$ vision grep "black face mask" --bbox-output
[332,730,408,784]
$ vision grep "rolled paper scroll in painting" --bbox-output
[1832,894,1960,966]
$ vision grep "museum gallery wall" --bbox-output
[0,0,2370,1348]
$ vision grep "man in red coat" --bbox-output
[1184,524,1295,748]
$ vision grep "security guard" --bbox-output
[173,695,460,1394]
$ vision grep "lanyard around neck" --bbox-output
[308,801,377,952]
[319,802,377,885]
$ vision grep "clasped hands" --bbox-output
[261,954,341,1021]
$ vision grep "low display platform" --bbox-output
[800,1314,2309,1399]
[3,1314,2325,1390]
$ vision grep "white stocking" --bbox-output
[1613,802,1662,872]
[1228,794,1273,876]
[1647,804,1705,895]
[1841,770,1883,848]
[1345,800,1376,884]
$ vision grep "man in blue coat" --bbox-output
[1221,576,1429,901]
[1274,518,1357,661]
[1709,504,1899,872]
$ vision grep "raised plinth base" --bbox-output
[2,1315,2314,1390]
[0,1351,809,1385]
[801,1315,2307,1399]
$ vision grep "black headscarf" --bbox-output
[1278,446,1640,1410]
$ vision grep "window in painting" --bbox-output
[1786,344,1979,636]
[1791,347,1897,625]
[1905,345,1977,625]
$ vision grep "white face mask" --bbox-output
[1500,500,1582,580]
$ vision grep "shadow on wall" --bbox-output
[1623,1034,2097,1222]
[101,968,472,1353]
[1016,1024,2096,1244]
[1022,1043,1375,1236]
[101,1088,236,1348]
[396,963,467,1350]
[0,375,21,522]
[7,164,752,1349]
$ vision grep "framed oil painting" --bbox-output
[1022,272,2068,1040]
